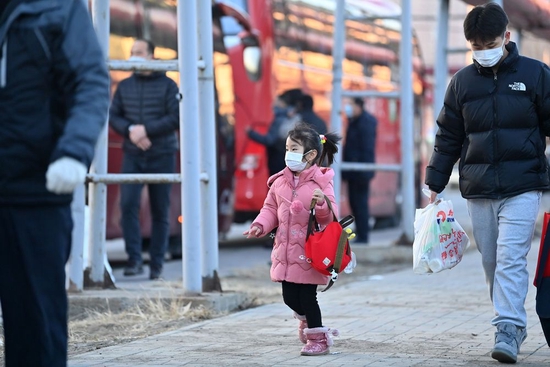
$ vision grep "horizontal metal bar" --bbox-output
[108,60,207,72]
[346,15,400,21]
[446,47,470,54]
[340,162,401,172]
[108,60,179,72]
[87,173,181,184]
[341,90,400,99]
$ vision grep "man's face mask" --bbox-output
[128,56,148,74]
[285,150,312,172]
[472,37,506,68]
[273,105,288,116]
[344,104,354,118]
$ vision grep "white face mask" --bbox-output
[472,38,506,68]
[128,56,147,62]
[285,151,310,172]
[344,104,354,118]
[129,56,148,74]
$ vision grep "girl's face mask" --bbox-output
[285,150,312,172]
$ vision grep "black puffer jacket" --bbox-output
[426,42,550,198]
[109,72,179,156]
[0,0,109,205]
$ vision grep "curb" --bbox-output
[68,289,247,320]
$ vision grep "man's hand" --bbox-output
[136,137,152,151]
[129,125,151,150]
[46,157,87,194]
[428,190,438,204]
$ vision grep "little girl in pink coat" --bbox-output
[244,123,341,356]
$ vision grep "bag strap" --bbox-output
[306,195,339,240]
[339,215,354,229]
[321,230,349,292]
[537,219,550,287]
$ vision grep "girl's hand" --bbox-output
[243,225,262,238]
[312,189,325,205]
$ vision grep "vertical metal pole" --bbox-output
[514,29,522,53]
[197,0,220,291]
[434,0,449,124]
[89,0,110,285]
[68,0,91,293]
[329,0,346,205]
[68,184,86,292]
[400,0,415,242]
[178,0,202,294]
[491,0,503,7]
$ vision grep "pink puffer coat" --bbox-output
[252,165,337,285]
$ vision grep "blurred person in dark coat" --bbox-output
[298,94,327,135]
[247,89,303,176]
[342,97,377,244]
[0,1,110,366]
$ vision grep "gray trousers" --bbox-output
[467,191,541,328]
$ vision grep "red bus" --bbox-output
[105,0,427,253]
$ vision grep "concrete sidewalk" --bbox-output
[69,238,550,366]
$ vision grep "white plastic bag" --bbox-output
[413,198,470,274]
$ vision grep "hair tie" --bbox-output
[320,134,326,144]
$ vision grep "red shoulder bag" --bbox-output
[305,195,354,291]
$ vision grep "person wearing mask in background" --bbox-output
[342,97,377,244]
[247,89,303,176]
[0,1,110,366]
[110,39,180,280]
[425,3,550,363]
[298,94,327,135]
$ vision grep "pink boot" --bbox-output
[294,313,308,344]
[300,327,339,356]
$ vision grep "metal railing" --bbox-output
[330,0,415,242]
[71,0,218,294]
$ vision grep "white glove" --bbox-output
[46,157,87,194]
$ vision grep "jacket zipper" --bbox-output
[493,73,500,195]
[139,78,144,125]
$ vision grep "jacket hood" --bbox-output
[267,165,334,189]
[474,41,519,75]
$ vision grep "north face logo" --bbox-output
[509,82,526,91]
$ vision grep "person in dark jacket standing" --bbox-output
[110,39,179,280]
[342,97,377,244]
[247,89,302,176]
[0,1,110,366]
[425,3,550,363]
[298,94,327,135]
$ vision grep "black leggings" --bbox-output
[282,281,322,328]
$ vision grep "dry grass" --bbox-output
[0,295,221,361]
[68,293,222,355]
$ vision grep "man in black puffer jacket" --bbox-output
[109,39,179,280]
[425,3,550,364]
[0,0,110,366]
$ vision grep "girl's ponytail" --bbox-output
[318,132,341,167]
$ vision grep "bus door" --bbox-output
[214,1,273,223]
